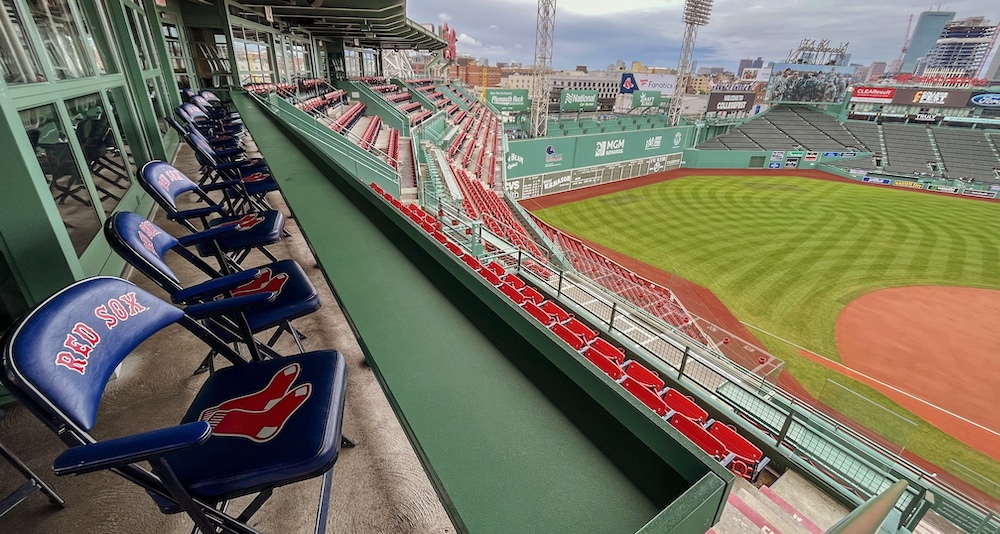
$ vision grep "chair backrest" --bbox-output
[186,133,219,165]
[1,277,184,432]
[105,211,183,291]
[190,95,213,114]
[138,161,202,213]
[180,88,196,101]
[199,90,221,103]
[179,103,209,124]
[165,116,188,137]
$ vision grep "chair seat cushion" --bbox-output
[164,350,347,505]
[194,211,284,255]
[205,260,321,338]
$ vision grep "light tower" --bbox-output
[530,0,556,138]
[668,0,713,126]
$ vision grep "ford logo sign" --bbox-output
[970,93,1000,107]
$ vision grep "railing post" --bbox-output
[516,248,523,272]
[677,346,690,379]
[557,270,564,297]
[608,302,617,330]
[777,411,794,447]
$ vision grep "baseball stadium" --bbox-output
[0,1,999,534]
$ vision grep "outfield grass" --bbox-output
[534,175,1000,497]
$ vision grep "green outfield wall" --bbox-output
[504,127,691,199]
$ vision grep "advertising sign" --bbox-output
[504,137,577,178]
[739,68,771,83]
[620,74,677,96]
[632,91,662,108]
[706,92,757,114]
[851,86,896,103]
[560,89,599,112]
[767,162,782,169]
[890,88,972,108]
[893,180,923,189]
[484,89,530,112]
[771,151,785,161]
[805,151,818,162]
[765,63,855,104]
[968,92,1000,108]
[783,157,800,168]
[962,189,996,198]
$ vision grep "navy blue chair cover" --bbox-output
[1,277,347,534]
[105,211,320,357]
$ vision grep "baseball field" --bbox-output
[532,173,1000,498]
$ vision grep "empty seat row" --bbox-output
[331,102,366,134]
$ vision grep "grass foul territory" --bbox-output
[534,174,1000,498]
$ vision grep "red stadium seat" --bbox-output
[432,231,448,245]
[523,301,554,326]
[500,283,526,305]
[588,338,625,364]
[551,323,586,351]
[621,377,669,416]
[669,415,727,460]
[486,261,505,277]
[623,361,664,393]
[445,242,462,256]
[707,421,764,476]
[502,273,525,290]
[563,318,596,345]
[540,301,571,324]
[663,388,708,424]
[520,286,544,305]
[584,348,625,380]
[461,254,482,271]
[479,268,502,287]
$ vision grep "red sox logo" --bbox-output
[217,213,265,231]
[229,267,288,302]
[198,363,310,443]
[242,172,269,183]
[156,168,188,192]
[137,220,161,256]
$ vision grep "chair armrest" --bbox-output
[183,293,275,319]
[175,225,239,247]
[53,422,211,476]
[167,205,224,221]
[171,268,261,304]
[200,179,245,192]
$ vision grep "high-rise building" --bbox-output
[868,61,888,80]
[899,10,956,74]
[922,16,996,78]
[736,57,763,76]
[984,45,1000,81]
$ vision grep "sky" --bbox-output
[405,0,1000,73]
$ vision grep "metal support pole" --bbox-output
[608,302,617,330]
[677,346,690,378]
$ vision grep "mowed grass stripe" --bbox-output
[537,175,1000,363]
[534,174,1000,498]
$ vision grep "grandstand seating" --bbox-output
[359,116,383,151]
[386,128,400,169]
[931,128,1000,180]
[451,165,544,259]
[700,105,871,152]
[330,102,366,134]
[842,121,882,154]
[880,123,938,175]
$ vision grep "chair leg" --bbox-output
[314,467,334,534]
[341,436,356,448]
[0,441,65,516]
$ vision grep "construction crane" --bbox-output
[893,15,913,75]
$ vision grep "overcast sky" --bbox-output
[406,0,1000,73]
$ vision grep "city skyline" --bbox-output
[408,0,1000,75]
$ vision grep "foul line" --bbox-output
[741,322,1000,439]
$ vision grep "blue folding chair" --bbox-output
[177,103,243,138]
[137,160,281,265]
[191,95,240,122]
[1,276,348,534]
[185,134,280,212]
[105,211,319,366]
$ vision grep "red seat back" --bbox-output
[563,318,596,343]
[479,268,502,286]
[524,301,553,326]
[708,421,762,462]
[540,301,570,324]
[500,283,525,305]
[520,286,544,305]
[621,377,668,416]
[663,388,708,423]
[589,337,625,365]
[502,273,525,290]
[551,323,585,351]
[669,415,727,459]
[624,361,664,392]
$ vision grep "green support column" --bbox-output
[106,1,167,161]
[144,0,182,154]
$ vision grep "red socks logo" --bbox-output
[199,363,311,443]
[230,268,288,302]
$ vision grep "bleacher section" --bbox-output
[330,101,366,134]
[548,115,671,136]
[700,106,868,152]
[880,123,939,175]
[450,165,544,258]
[842,121,882,153]
[353,76,433,126]
[932,129,1000,180]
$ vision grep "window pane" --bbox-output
[21,104,101,257]
[0,0,45,84]
[26,0,95,80]
[77,0,116,75]
[66,93,132,217]
[126,9,150,70]
[105,88,140,175]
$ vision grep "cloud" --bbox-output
[438,13,452,21]
[407,0,1000,72]
[457,33,482,47]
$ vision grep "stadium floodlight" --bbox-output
[682,0,713,26]
[530,0,557,138]
[668,0,713,126]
